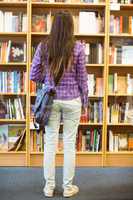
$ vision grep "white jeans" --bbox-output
[43,97,81,189]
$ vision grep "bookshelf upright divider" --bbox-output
[103,0,110,167]
[26,0,31,167]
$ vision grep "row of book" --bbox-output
[30,81,43,95]
[107,102,133,123]
[31,100,103,126]
[82,41,104,64]
[108,130,133,152]
[32,41,104,64]
[80,100,103,123]
[32,11,104,34]
[30,75,103,96]
[0,41,26,63]
[0,71,26,93]
[2,125,133,153]
[0,11,27,32]
[78,12,104,34]
[77,128,102,151]
[110,15,133,34]
[32,13,50,33]
[30,130,44,152]
[30,128,102,152]
[108,73,133,94]
[2,40,133,65]
[88,75,103,96]
[0,124,26,151]
[109,43,133,64]
[0,97,25,119]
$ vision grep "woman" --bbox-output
[30,11,88,198]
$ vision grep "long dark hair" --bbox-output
[45,11,75,81]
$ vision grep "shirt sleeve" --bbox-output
[30,42,45,83]
[76,44,88,109]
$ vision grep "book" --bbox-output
[118,133,128,151]
[0,71,26,93]
[79,11,104,34]
[128,133,133,151]
[0,125,8,151]
[8,125,26,151]
[0,97,25,120]
[30,130,44,152]
[32,14,47,32]
[76,128,101,152]
[110,39,133,64]
[9,42,26,63]
[0,41,26,63]
[0,11,27,32]
[108,74,114,93]
[108,129,133,152]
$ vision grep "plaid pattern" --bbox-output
[30,41,88,108]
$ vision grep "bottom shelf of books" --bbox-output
[29,127,104,167]
[106,125,133,167]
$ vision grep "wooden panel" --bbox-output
[76,154,103,166]
[0,153,26,166]
[30,154,103,167]
[106,154,133,167]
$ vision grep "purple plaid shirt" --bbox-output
[30,41,88,108]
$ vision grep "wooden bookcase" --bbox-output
[0,0,133,167]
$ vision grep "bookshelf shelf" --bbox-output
[0,93,26,96]
[0,2,27,7]
[75,33,105,37]
[109,64,133,67]
[106,151,133,155]
[88,95,103,98]
[31,32,105,37]
[79,123,103,126]
[30,151,103,155]
[0,151,26,154]
[107,123,133,126]
[77,151,103,155]
[0,33,27,36]
[0,119,26,123]
[86,64,104,67]
[110,33,133,38]
[0,63,27,67]
[32,2,106,9]
[108,93,133,96]
[31,32,49,36]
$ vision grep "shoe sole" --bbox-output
[63,189,79,197]
[44,192,53,197]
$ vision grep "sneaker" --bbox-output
[63,185,79,197]
[43,186,54,197]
